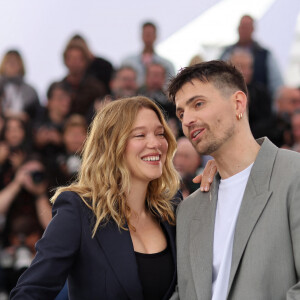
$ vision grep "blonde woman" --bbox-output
[11,96,182,300]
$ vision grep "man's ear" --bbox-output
[233,90,247,117]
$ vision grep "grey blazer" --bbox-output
[172,138,300,300]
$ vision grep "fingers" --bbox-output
[192,174,202,184]
[208,164,217,183]
[15,167,27,185]
[199,160,217,192]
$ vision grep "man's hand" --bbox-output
[193,160,217,192]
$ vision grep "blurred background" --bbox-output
[1,0,300,101]
[1,0,300,298]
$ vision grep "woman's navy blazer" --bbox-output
[11,191,181,300]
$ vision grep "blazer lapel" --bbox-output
[95,220,143,300]
[161,219,176,269]
[227,138,278,294]
[190,179,219,300]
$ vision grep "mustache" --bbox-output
[188,123,208,133]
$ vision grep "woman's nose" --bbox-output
[147,135,162,149]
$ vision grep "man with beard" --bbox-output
[168,60,300,300]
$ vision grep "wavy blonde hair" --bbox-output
[51,96,180,236]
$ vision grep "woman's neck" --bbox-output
[126,182,148,217]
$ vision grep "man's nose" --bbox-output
[182,110,197,128]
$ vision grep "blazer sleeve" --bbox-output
[287,178,300,299]
[168,191,183,300]
[10,191,82,300]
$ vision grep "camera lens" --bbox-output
[30,171,45,184]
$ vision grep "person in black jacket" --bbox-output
[228,48,274,139]
[66,34,114,94]
[220,15,283,100]
[11,96,182,300]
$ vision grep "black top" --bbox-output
[135,244,174,300]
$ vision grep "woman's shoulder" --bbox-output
[54,191,93,219]
[56,190,81,200]
[54,191,84,210]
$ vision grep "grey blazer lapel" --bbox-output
[227,138,278,293]
[190,178,219,299]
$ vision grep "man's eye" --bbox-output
[196,102,203,108]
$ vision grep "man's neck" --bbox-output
[67,73,83,86]
[142,46,154,54]
[212,133,260,179]
[49,110,64,125]
[237,39,253,47]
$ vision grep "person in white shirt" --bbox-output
[122,21,175,87]
[168,60,300,300]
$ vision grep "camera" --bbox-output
[30,170,46,184]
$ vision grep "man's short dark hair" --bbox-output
[168,60,248,103]
[146,63,166,75]
[240,14,255,23]
[142,21,156,31]
[47,81,71,99]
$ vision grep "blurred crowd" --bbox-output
[0,15,299,297]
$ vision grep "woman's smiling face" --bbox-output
[124,107,168,186]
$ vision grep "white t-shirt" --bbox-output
[212,163,253,300]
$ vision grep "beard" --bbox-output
[192,122,235,156]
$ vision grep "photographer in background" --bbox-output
[54,114,87,186]
[0,116,31,190]
[0,155,51,294]
[33,81,72,181]
[34,81,72,152]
